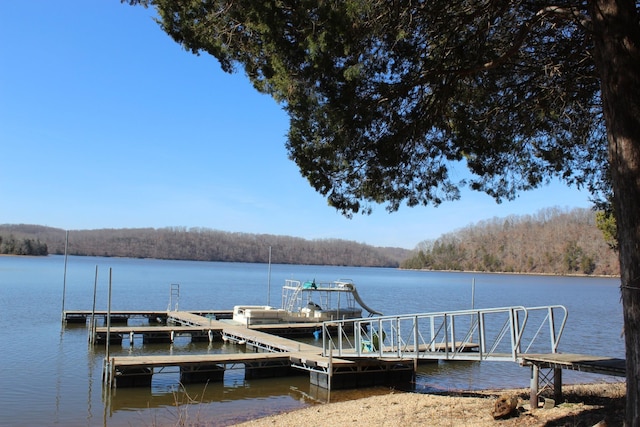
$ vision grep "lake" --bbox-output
[0,255,624,426]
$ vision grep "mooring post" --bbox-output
[60,230,69,323]
[89,265,98,344]
[328,345,333,399]
[530,364,539,409]
[103,268,113,387]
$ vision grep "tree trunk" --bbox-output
[589,0,640,425]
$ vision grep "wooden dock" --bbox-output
[92,309,625,398]
[106,352,293,387]
[520,353,626,407]
[64,309,232,324]
[93,325,223,344]
[521,353,625,377]
[102,311,414,390]
[105,346,413,390]
[64,310,170,324]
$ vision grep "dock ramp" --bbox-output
[321,305,568,362]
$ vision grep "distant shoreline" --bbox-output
[2,253,621,278]
[401,267,621,279]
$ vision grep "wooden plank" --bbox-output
[168,311,321,352]
[111,352,291,368]
[65,309,232,322]
[223,326,319,352]
[95,326,222,333]
[167,311,223,327]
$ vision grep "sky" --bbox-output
[0,1,594,250]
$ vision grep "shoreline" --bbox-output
[2,254,622,278]
[401,267,621,279]
[232,382,626,426]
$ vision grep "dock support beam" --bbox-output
[554,367,562,404]
[529,363,563,409]
[530,364,539,408]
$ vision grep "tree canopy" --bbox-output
[124,1,640,424]
[127,0,608,215]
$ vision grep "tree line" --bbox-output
[0,207,618,275]
[0,224,408,267]
[0,234,48,256]
[401,207,619,276]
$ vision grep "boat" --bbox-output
[232,279,382,326]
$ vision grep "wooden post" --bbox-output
[530,364,539,409]
[554,367,563,404]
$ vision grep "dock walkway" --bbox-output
[97,308,625,401]
[104,311,414,389]
[321,305,626,405]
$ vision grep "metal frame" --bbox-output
[322,305,567,363]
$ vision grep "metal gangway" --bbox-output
[321,305,568,363]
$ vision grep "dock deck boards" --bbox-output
[64,309,232,322]
[111,352,292,368]
[95,325,222,334]
[103,311,362,387]
[168,311,321,353]
[520,353,626,377]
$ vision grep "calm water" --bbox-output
[0,255,624,426]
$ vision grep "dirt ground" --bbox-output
[233,382,626,427]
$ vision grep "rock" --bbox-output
[543,397,555,409]
[491,394,519,419]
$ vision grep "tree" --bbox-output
[124,1,640,424]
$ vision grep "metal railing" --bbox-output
[167,283,180,312]
[322,305,567,362]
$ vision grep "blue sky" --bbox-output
[0,1,593,249]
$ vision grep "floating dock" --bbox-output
[93,325,223,344]
[63,309,232,324]
[92,306,625,402]
[102,310,414,390]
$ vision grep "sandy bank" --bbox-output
[233,382,626,427]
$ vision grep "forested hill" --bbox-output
[1,207,619,274]
[0,224,409,267]
[401,207,619,276]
